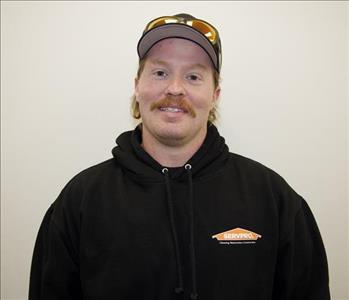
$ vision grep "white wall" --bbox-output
[1,1,347,299]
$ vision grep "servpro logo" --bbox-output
[212,227,262,245]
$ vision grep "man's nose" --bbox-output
[165,76,185,96]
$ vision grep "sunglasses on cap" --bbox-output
[144,15,220,45]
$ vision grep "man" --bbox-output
[29,13,330,300]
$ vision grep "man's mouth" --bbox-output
[159,106,186,113]
[150,97,196,117]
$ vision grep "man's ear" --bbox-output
[134,78,139,99]
[213,86,221,103]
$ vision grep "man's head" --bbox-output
[132,13,222,147]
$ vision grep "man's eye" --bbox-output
[153,70,167,78]
[187,74,200,81]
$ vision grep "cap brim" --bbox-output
[137,24,218,72]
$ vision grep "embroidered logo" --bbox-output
[212,227,262,244]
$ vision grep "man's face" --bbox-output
[135,38,220,147]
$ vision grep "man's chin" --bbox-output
[155,127,189,146]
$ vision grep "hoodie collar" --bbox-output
[112,123,229,181]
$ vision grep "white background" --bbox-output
[1,1,348,299]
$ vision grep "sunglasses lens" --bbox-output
[191,20,217,43]
[146,17,218,44]
[147,17,178,30]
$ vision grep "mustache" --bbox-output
[150,97,196,117]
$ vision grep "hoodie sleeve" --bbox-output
[272,195,330,300]
[29,189,83,299]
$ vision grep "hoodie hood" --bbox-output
[112,123,230,181]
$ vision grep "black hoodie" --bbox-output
[29,124,330,300]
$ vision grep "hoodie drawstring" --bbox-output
[184,164,198,300]
[162,167,184,295]
[162,164,198,299]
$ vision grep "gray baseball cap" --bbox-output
[137,13,222,73]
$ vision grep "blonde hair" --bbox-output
[131,58,220,124]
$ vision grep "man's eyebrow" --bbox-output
[149,59,210,71]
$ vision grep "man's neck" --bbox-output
[141,127,207,168]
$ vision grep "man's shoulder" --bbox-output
[226,152,293,192]
[48,158,118,214]
[71,158,117,182]
[227,152,274,174]
[227,152,304,212]
[57,158,118,197]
